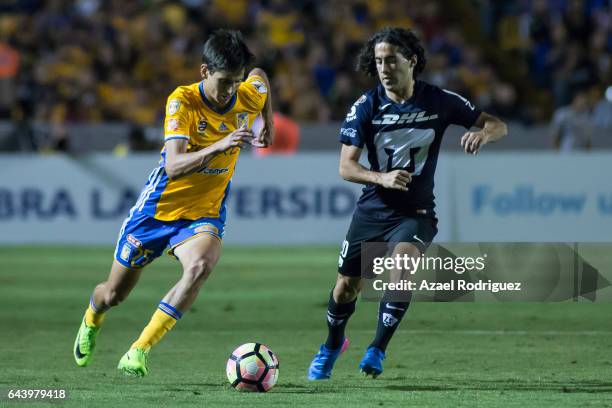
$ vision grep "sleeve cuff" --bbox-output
[340,139,364,148]
[164,135,190,142]
[466,109,483,129]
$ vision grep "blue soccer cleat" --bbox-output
[359,346,385,378]
[307,338,349,380]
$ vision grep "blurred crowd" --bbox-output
[485,0,611,123]
[0,0,610,150]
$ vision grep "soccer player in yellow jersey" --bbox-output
[73,29,274,377]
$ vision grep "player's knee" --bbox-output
[393,242,421,258]
[184,257,214,286]
[104,288,128,307]
[335,276,361,302]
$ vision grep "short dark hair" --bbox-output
[202,29,256,73]
[356,27,426,79]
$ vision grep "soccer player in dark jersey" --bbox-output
[308,27,507,380]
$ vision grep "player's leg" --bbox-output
[359,241,417,377]
[308,212,380,380]
[74,260,143,367]
[360,215,437,378]
[368,242,417,352]
[159,233,221,310]
[119,232,221,376]
[308,274,360,381]
[90,260,144,323]
[325,273,362,349]
[75,209,168,367]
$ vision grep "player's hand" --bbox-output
[216,128,255,152]
[379,170,412,191]
[251,119,274,148]
[461,130,489,155]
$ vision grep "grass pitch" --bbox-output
[1,246,611,407]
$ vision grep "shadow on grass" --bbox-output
[136,378,612,395]
[276,382,386,394]
[385,379,612,394]
[178,382,331,395]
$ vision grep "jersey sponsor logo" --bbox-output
[167,99,181,115]
[379,102,391,111]
[356,94,366,104]
[198,166,229,175]
[372,111,439,125]
[219,122,229,131]
[251,79,268,94]
[340,127,357,138]
[236,112,249,129]
[197,118,207,134]
[126,234,142,247]
[167,118,179,131]
[382,313,399,327]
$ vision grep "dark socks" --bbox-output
[324,291,356,350]
[369,300,410,352]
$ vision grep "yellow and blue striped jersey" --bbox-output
[139,75,268,221]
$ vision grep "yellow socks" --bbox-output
[131,302,182,352]
[85,296,107,328]
[84,297,182,352]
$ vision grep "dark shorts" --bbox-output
[337,209,438,277]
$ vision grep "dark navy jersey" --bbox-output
[339,80,481,219]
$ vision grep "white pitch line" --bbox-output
[348,329,612,336]
[206,329,612,336]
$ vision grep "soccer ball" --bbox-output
[226,343,279,392]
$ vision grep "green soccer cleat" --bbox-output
[73,319,100,367]
[117,348,149,377]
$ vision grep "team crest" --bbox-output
[219,122,229,131]
[382,313,398,327]
[327,315,344,326]
[197,118,207,134]
[167,118,179,131]
[167,99,181,115]
[120,244,132,262]
[236,112,249,129]
[251,80,267,94]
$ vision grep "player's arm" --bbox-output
[247,67,274,147]
[339,144,411,191]
[164,129,255,179]
[460,112,508,155]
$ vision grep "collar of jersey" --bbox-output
[199,81,237,115]
[378,80,421,106]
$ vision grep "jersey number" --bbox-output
[338,239,349,268]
